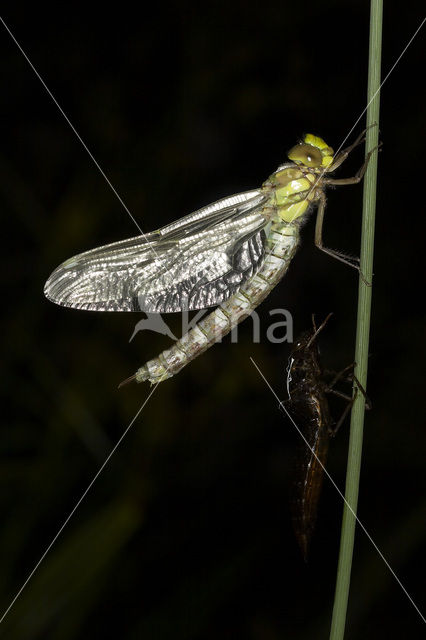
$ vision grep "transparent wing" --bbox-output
[44,189,269,312]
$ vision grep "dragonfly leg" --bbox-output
[314,192,371,285]
[328,123,377,172]
[329,395,355,436]
[328,389,354,404]
[327,374,372,436]
[324,142,381,186]
[314,192,360,268]
[306,312,334,348]
[325,366,371,406]
[325,362,355,391]
[325,365,372,436]
[352,374,372,410]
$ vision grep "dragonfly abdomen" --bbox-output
[135,225,300,384]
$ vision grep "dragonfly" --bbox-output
[44,130,375,385]
[283,314,368,561]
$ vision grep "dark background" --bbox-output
[1,2,425,638]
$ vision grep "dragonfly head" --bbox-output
[289,330,322,376]
[292,331,317,356]
[288,134,334,169]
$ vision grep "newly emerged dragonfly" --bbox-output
[44,130,375,385]
[283,314,366,561]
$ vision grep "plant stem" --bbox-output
[329,2,383,639]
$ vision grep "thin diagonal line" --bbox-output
[335,15,426,156]
[0,382,160,626]
[0,16,173,626]
[3,12,424,244]
[250,357,426,625]
[307,15,426,201]
[0,15,144,236]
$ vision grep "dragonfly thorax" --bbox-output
[264,166,316,224]
[262,134,335,225]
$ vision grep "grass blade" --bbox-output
[329,2,383,638]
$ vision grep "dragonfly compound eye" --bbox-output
[287,143,323,168]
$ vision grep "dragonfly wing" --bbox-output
[44,189,269,312]
[141,225,266,313]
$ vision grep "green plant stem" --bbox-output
[329,2,383,639]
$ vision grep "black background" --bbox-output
[1,2,425,638]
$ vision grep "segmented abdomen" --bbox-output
[135,226,300,383]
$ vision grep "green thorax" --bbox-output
[263,134,334,224]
